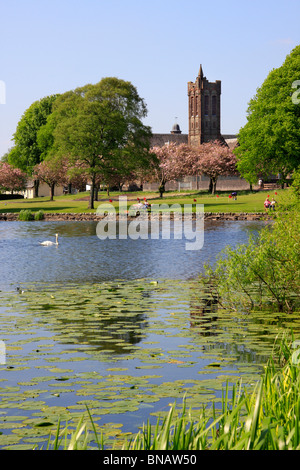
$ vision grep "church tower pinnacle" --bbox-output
[187,66,221,147]
[199,64,203,80]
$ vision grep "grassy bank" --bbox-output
[0,188,284,215]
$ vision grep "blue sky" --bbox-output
[0,0,299,157]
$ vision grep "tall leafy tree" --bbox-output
[235,45,300,184]
[49,77,152,209]
[8,94,59,196]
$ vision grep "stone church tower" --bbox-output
[188,65,222,147]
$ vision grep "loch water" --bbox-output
[0,219,298,449]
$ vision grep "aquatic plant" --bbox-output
[44,336,300,450]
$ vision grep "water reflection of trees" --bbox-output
[57,310,148,355]
[20,221,98,239]
[189,285,218,334]
[29,283,154,356]
[188,285,276,366]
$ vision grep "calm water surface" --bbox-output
[1,219,293,449]
[0,219,265,288]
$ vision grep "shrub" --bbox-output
[203,205,300,313]
[34,210,45,220]
[18,209,34,221]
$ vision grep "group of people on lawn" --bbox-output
[264,197,276,211]
[131,194,276,213]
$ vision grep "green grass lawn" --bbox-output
[0,188,285,215]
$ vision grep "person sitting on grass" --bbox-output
[270,198,276,211]
[264,197,271,211]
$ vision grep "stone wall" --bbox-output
[143,175,254,192]
[150,133,188,147]
[0,212,271,222]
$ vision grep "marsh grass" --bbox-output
[44,336,300,450]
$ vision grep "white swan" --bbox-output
[40,233,59,246]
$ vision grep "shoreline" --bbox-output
[0,211,272,221]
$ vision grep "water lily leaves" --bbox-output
[49,368,74,374]
[135,365,162,370]
[0,420,27,430]
[1,440,29,450]
[0,278,299,449]
[16,401,47,410]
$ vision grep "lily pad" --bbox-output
[0,276,299,449]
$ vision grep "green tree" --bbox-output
[8,94,59,196]
[291,167,300,198]
[235,45,300,185]
[50,77,152,209]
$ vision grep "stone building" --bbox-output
[150,65,236,149]
[144,66,253,192]
[188,65,222,146]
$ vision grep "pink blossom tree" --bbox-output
[61,158,89,193]
[0,162,27,194]
[196,140,238,194]
[150,143,199,197]
[33,159,65,201]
